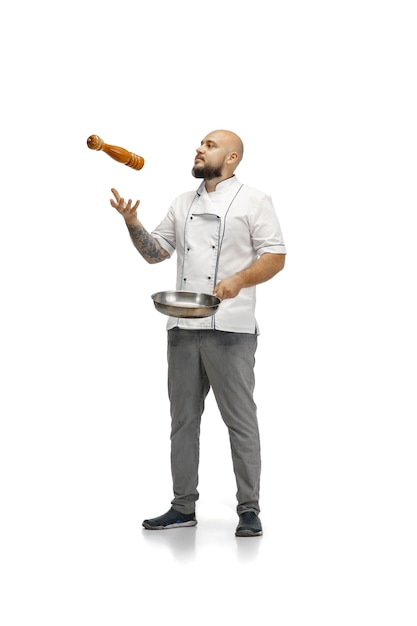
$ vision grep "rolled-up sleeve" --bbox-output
[151,206,176,257]
[250,194,286,256]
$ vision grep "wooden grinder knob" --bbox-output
[87,135,145,170]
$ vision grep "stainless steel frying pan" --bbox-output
[151,290,221,318]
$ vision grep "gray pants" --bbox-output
[167,328,261,515]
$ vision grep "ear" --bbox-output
[226,151,239,165]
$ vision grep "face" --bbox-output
[192,132,230,180]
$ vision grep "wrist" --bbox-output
[125,215,140,226]
[234,272,247,289]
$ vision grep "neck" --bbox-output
[205,174,234,193]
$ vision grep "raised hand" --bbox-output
[110,188,140,224]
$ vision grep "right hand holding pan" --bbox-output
[110,188,140,223]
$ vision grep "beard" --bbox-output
[192,162,223,180]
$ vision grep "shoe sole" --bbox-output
[142,520,197,530]
[235,529,263,537]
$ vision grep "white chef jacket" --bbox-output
[151,175,286,333]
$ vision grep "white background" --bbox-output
[1,1,416,624]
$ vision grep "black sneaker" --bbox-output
[142,507,197,530]
[235,511,263,537]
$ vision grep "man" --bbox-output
[110,130,286,536]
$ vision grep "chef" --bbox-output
[110,129,286,537]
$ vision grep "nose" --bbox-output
[196,145,204,156]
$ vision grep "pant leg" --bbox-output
[200,331,261,515]
[167,329,210,514]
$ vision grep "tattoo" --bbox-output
[127,224,169,264]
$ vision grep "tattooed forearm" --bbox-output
[127,224,170,264]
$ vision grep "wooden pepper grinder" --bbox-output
[87,135,145,170]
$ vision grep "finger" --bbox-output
[125,199,139,214]
[111,188,120,202]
